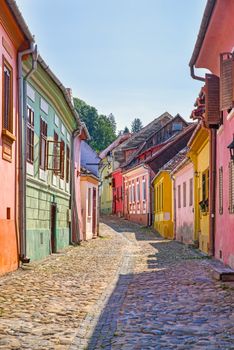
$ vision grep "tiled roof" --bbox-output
[160,147,189,172]
[99,133,131,160]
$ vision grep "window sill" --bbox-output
[2,129,16,142]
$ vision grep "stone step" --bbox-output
[209,262,234,281]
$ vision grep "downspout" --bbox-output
[190,66,216,257]
[209,128,217,256]
[71,128,82,244]
[171,175,176,240]
[18,42,38,262]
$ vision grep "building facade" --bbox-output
[172,159,195,245]
[189,0,234,266]
[0,1,34,274]
[24,56,78,261]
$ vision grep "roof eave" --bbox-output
[189,0,216,67]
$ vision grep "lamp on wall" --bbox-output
[227,135,234,161]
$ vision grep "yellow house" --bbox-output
[100,156,113,215]
[153,148,189,239]
[188,123,210,254]
[153,171,173,239]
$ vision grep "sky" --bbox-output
[17,0,207,132]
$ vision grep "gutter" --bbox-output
[18,42,38,263]
[189,0,216,81]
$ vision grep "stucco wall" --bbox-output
[0,23,19,274]
[174,162,194,244]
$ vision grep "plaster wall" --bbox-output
[0,23,19,274]
[174,162,194,244]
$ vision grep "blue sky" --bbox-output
[17,0,206,131]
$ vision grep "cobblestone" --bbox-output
[88,216,234,350]
[0,217,234,349]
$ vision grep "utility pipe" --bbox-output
[209,128,217,256]
[71,128,82,244]
[18,43,38,262]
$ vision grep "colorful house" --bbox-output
[187,123,210,254]
[0,1,35,274]
[99,133,131,215]
[80,141,100,240]
[152,148,189,239]
[171,157,195,245]
[189,0,234,267]
[24,56,80,261]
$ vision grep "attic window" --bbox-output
[172,123,183,131]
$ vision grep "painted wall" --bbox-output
[100,157,113,215]
[24,62,76,261]
[174,162,194,244]
[195,1,234,267]
[0,8,26,274]
[123,166,150,226]
[81,141,100,177]
[73,135,83,241]
[189,128,210,254]
[112,169,124,216]
[80,177,98,240]
[153,171,173,239]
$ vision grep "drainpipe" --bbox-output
[209,128,217,256]
[190,66,216,257]
[171,175,177,240]
[71,128,82,244]
[18,42,38,263]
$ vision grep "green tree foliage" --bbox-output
[74,98,116,152]
[131,118,143,133]
[123,126,130,134]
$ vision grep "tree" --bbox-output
[123,126,130,134]
[73,97,116,152]
[131,118,143,133]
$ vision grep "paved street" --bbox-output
[0,217,234,349]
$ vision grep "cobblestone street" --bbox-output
[0,217,234,349]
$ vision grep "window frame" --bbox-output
[178,184,181,209]
[26,105,34,164]
[39,117,47,170]
[60,139,65,180]
[66,145,70,183]
[2,56,13,134]
[183,181,186,207]
[219,166,223,215]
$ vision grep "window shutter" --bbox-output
[220,53,234,111]
[219,167,223,215]
[205,74,220,126]
[229,161,234,214]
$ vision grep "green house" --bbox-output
[23,55,78,261]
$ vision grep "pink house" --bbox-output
[123,165,151,226]
[172,158,195,245]
[0,1,34,275]
[190,0,234,267]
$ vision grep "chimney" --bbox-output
[66,88,74,106]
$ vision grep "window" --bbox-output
[53,132,59,174]
[183,182,186,207]
[132,182,135,203]
[172,122,183,131]
[88,187,91,216]
[27,106,34,163]
[202,169,209,202]
[178,185,181,208]
[219,167,223,215]
[142,179,146,201]
[189,178,193,206]
[129,184,132,203]
[2,58,13,133]
[136,181,140,202]
[60,140,65,179]
[39,118,47,170]
[66,145,70,183]
[229,161,234,214]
